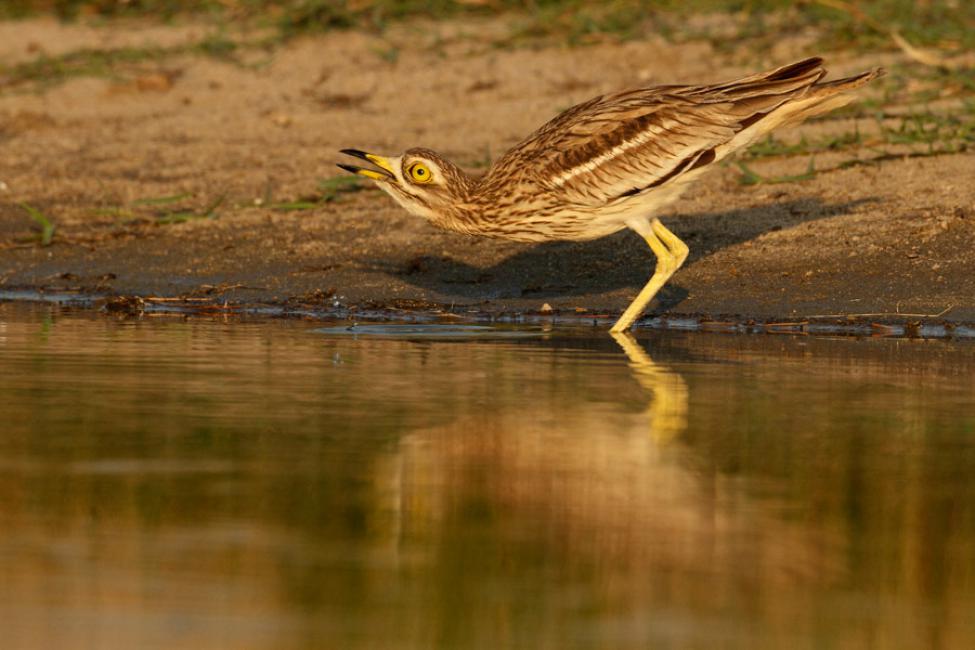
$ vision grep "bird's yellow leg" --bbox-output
[610,218,689,333]
[651,218,689,267]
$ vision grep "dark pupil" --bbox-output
[417,169,425,176]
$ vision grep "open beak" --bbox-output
[337,149,396,181]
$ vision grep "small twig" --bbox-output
[199,283,245,292]
[814,1,969,71]
[891,30,967,70]
[143,296,214,303]
[806,305,954,319]
[812,0,886,32]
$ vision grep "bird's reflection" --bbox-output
[611,331,689,443]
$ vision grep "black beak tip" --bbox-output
[340,148,369,161]
[336,163,360,174]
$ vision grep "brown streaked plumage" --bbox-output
[339,57,883,332]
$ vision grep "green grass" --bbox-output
[105,193,226,224]
[1,46,168,89]
[131,193,193,206]
[3,2,972,93]
[736,100,973,184]
[737,158,817,186]
[269,176,365,211]
[0,29,258,91]
[2,1,972,50]
[20,203,56,246]
[879,107,974,153]
[318,175,365,201]
[745,129,869,161]
[155,193,225,224]
[745,100,974,164]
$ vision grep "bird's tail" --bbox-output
[708,57,883,115]
[715,60,884,158]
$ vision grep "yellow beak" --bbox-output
[337,149,396,181]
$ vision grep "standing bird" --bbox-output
[339,57,882,332]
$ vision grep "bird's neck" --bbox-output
[429,173,492,234]
[428,167,533,237]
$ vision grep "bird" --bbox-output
[338,57,882,332]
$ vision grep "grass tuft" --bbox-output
[270,176,365,211]
[155,193,225,224]
[737,158,817,186]
[132,193,193,206]
[20,203,56,246]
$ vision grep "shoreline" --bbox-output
[4,289,973,341]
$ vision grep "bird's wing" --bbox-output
[488,58,827,207]
[533,97,739,205]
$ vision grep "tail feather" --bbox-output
[688,57,827,101]
[812,67,885,93]
[778,66,885,123]
[707,57,825,90]
[712,62,884,159]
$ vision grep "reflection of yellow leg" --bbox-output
[611,331,688,444]
[610,218,690,333]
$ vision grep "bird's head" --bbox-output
[338,147,475,221]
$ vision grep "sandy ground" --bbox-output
[1,17,973,325]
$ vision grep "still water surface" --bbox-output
[1,302,974,649]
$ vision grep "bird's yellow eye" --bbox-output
[407,162,433,184]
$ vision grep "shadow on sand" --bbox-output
[363,197,874,310]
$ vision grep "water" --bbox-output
[1,302,974,649]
